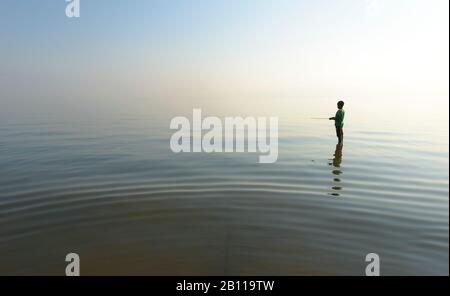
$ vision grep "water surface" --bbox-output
[0,111,448,275]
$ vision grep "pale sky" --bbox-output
[0,0,448,119]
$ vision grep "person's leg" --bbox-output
[337,127,343,144]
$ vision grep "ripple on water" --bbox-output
[0,120,448,275]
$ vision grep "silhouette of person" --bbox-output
[329,101,345,145]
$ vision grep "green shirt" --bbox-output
[335,109,345,127]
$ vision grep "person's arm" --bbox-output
[329,117,336,121]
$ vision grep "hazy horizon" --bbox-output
[1,0,449,121]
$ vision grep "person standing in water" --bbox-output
[329,101,345,145]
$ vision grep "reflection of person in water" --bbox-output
[329,144,343,197]
[332,144,343,168]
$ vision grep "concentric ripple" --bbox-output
[0,117,448,275]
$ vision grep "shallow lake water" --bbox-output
[0,108,448,275]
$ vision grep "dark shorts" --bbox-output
[336,126,344,138]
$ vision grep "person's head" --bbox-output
[337,101,345,109]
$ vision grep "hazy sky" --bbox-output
[0,0,448,119]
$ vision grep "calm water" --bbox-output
[0,112,448,275]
